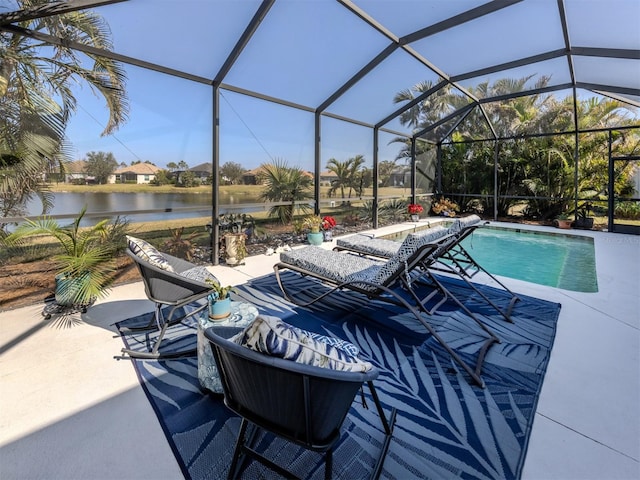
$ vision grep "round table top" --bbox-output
[200,301,259,328]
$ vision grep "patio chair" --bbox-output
[204,325,396,480]
[335,215,519,322]
[273,229,500,388]
[119,236,217,359]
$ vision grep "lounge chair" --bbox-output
[274,227,500,388]
[119,236,217,359]
[335,215,519,321]
[205,324,395,480]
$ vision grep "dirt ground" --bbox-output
[0,255,141,312]
[0,226,311,312]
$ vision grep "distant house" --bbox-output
[388,166,410,187]
[189,162,212,183]
[319,170,337,186]
[109,163,161,184]
[60,160,95,184]
[241,167,264,185]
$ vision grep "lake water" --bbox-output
[24,192,249,225]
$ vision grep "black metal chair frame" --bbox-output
[334,222,520,323]
[205,326,396,480]
[274,238,500,388]
[119,249,213,360]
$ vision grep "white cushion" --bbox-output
[127,235,174,272]
[233,315,371,372]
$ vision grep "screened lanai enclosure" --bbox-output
[1,0,639,263]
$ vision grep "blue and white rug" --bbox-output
[117,272,560,479]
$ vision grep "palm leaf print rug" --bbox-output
[117,271,560,479]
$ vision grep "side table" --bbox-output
[197,301,259,393]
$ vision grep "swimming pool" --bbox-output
[388,226,598,292]
[458,227,598,292]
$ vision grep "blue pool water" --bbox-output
[458,227,598,292]
[387,226,598,292]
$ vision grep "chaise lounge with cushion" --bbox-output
[273,227,500,387]
[334,215,519,321]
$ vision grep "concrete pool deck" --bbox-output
[0,221,638,479]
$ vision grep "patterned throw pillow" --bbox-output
[179,266,219,284]
[304,329,359,356]
[126,235,175,272]
[233,315,371,372]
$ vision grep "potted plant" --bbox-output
[430,198,459,217]
[6,207,119,307]
[205,278,236,320]
[223,232,247,266]
[303,215,324,246]
[321,215,336,241]
[554,212,573,229]
[407,203,424,222]
[574,202,594,230]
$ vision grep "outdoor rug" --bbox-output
[117,272,561,480]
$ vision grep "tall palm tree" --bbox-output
[0,0,128,227]
[259,158,313,224]
[326,155,366,199]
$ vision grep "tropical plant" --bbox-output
[303,215,324,233]
[163,226,203,261]
[259,158,313,224]
[204,278,236,300]
[378,199,410,224]
[391,75,639,219]
[431,198,460,217]
[84,151,118,184]
[326,155,367,199]
[0,1,128,223]
[5,206,123,305]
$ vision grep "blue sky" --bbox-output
[60,0,639,172]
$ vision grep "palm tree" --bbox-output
[0,0,128,226]
[378,160,397,187]
[326,155,366,199]
[259,158,313,224]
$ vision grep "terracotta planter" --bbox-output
[555,219,573,229]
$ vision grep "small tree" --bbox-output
[220,161,246,184]
[84,151,118,184]
[259,159,313,224]
[179,170,198,187]
[151,169,173,185]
